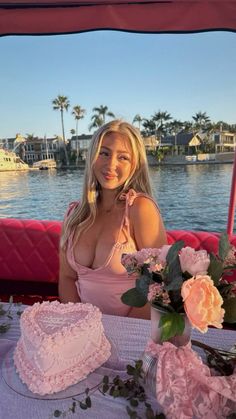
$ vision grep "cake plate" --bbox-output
[2,339,125,400]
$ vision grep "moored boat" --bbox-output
[0,148,29,172]
[32,159,57,170]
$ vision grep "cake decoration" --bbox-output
[14,301,111,395]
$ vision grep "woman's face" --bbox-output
[93,132,133,191]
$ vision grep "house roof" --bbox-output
[162,133,201,147]
[71,134,92,141]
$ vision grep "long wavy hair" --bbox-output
[61,119,152,249]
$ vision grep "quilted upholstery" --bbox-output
[0,218,236,304]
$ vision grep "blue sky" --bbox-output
[0,30,236,139]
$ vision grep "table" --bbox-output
[0,303,235,419]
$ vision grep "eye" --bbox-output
[119,155,130,161]
[99,150,109,157]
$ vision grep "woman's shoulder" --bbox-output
[125,189,159,214]
[130,194,160,219]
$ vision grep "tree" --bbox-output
[132,114,143,130]
[142,118,156,137]
[72,105,86,165]
[165,119,185,155]
[89,114,104,132]
[151,111,172,143]
[90,105,115,130]
[192,111,211,132]
[52,95,70,165]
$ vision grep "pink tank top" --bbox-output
[66,190,159,316]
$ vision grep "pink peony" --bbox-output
[179,247,210,276]
[181,275,225,333]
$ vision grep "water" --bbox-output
[0,164,233,232]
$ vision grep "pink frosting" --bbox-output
[14,301,111,395]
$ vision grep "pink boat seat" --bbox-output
[0,218,235,305]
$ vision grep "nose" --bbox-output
[106,153,117,170]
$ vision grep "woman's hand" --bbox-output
[58,248,80,303]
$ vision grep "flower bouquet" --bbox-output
[121,233,236,342]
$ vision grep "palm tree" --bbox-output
[91,105,115,126]
[151,111,172,143]
[192,111,211,132]
[89,114,104,132]
[142,118,156,137]
[132,114,143,130]
[52,95,70,165]
[165,120,185,155]
[72,105,86,165]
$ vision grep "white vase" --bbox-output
[142,306,192,397]
[150,305,192,346]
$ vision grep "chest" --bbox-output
[72,206,129,269]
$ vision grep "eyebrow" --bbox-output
[100,146,131,154]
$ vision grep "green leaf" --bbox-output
[130,399,139,407]
[102,384,109,393]
[53,410,62,417]
[223,298,236,323]
[102,375,109,385]
[165,242,184,291]
[219,233,231,260]
[0,323,11,334]
[79,402,87,410]
[85,396,91,408]
[121,288,147,307]
[0,304,6,316]
[166,241,184,265]
[127,364,136,375]
[136,275,150,297]
[146,407,155,419]
[208,253,223,286]
[159,312,185,342]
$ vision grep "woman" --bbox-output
[59,120,167,319]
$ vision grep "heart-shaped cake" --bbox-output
[14,301,111,395]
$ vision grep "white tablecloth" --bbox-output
[0,303,235,419]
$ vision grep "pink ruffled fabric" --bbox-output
[145,339,236,419]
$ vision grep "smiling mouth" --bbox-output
[103,173,117,180]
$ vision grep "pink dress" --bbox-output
[66,190,159,316]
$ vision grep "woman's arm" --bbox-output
[128,196,167,319]
[58,248,81,303]
[130,195,167,249]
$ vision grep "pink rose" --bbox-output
[181,275,225,333]
[179,247,210,276]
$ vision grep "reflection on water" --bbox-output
[0,164,234,232]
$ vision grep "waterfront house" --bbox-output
[70,134,92,160]
[214,130,236,152]
[24,137,61,164]
[143,135,159,153]
[161,132,201,155]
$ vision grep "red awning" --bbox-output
[0,0,236,37]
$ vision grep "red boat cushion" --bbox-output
[0,218,236,304]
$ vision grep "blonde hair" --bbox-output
[61,119,152,249]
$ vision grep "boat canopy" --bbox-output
[0,0,236,37]
[0,0,235,234]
